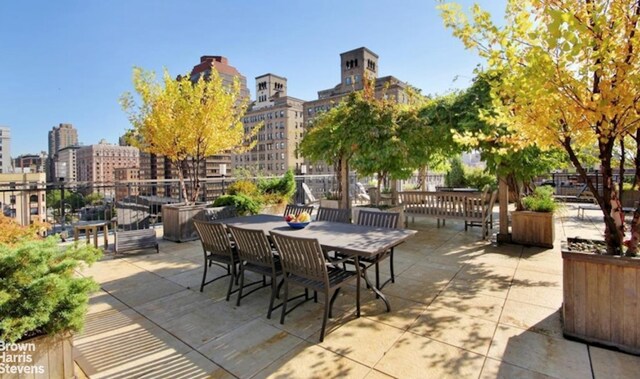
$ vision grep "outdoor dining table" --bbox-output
[221,214,417,311]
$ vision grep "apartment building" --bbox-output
[76,140,139,197]
[114,167,141,201]
[234,74,305,176]
[303,47,411,174]
[0,126,11,174]
[47,123,78,181]
[13,152,47,173]
[55,145,81,182]
[0,172,46,226]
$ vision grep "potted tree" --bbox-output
[0,215,101,378]
[121,65,250,242]
[442,0,640,353]
[511,186,557,248]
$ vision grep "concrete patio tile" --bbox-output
[87,290,128,314]
[134,289,217,325]
[78,259,148,283]
[253,343,371,379]
[318,317,404,367]
[507,284,563,309]
[375,331,486,379]
[590,346,640,379]
[165,268,204,290]
[441,276,511,300]
[480,358,558,379]
[429,292,505,322]
[100,270,163,291]
[75,309,193,378]
[410,307,497,355]
[455,263,516,282]
[103,276,186,308]
[464,250,521,269]
[124,253,200,278]
[381,276,444,304]
[198,318,304,378]
[499,300,562,339]
[159,300,258,347]
[360,292,428,331]
[397,264,459,285]
[363,369,395,379]
[264,298,325,339]
[488,324,591,379]
[512,269,562,289]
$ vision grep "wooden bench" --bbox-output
[114,228,159,255]
[398,190,497,239]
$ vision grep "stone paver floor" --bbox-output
[73,204,640,378]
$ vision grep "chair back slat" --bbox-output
[356,210,399,229]
[270,232,327,283]
[193,220,233,256]
[316,207,350,223]
[284,204,314,217]
[227,225,274,267]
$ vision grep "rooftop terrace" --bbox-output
[73,204,640,378]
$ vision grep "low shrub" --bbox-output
[257,170,296,204]
[466,168,497,191]
[0,237,101,343]
[522,186,557,212]
[227,180,259,197]
[213,194,262,215]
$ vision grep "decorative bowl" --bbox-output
[287,221,310,229]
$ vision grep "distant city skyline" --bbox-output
[0,0,506,156]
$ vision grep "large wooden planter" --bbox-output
[621,190,640,208]
[319,199,340,209]
[260,203,287,216]
[0,332,74,379]
[352,205,405,229]
[562,240,640,355]
[511,211,555,248]
[162,203,206,242]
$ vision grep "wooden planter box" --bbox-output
[0,332,74,379]
[319,199,340,209]
[352,205,405,229]
[260,203,287,216]
[162,203,206,242]
[562,239,640,355]
[621,190,640,208]
[511,211,555,248]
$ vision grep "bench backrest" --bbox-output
[398,191,491,218]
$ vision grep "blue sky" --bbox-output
[0,0,505,156]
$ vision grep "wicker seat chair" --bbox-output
[283,204,314,217]
[193,220,238,300]
[227,225,283,319]
[354,210,400,291]
[270,232,360,342]
[316,207,351,223]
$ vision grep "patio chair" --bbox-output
[354,210,400,291]
[227,225,283,319]
[193,220,238,300]
[284,204,314,217]
[316,207,351,223]
[270,232,360,342]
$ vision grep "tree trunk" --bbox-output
[340,158,350,209]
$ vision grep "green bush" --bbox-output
[465,168,497,191]
[445,157,467,188]
[257,170,296,204]
[227,180,259,197]
[0,238,102,342]
[213,194,262,215]
[522,186,557,212]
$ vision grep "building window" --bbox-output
[355,75,361,83]
[345,76,352,85]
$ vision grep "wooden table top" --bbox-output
[221,214,417,257]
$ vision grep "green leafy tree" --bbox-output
[121,65,251,204]
[440,0,640,254]
[445,156,467,188]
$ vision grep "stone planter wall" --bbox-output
[621,190,640,208]
[0,332,74,379]
[511,211,555,248]
[162,203,206,242]
[260,203,287,216]
[562,244,640,355]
